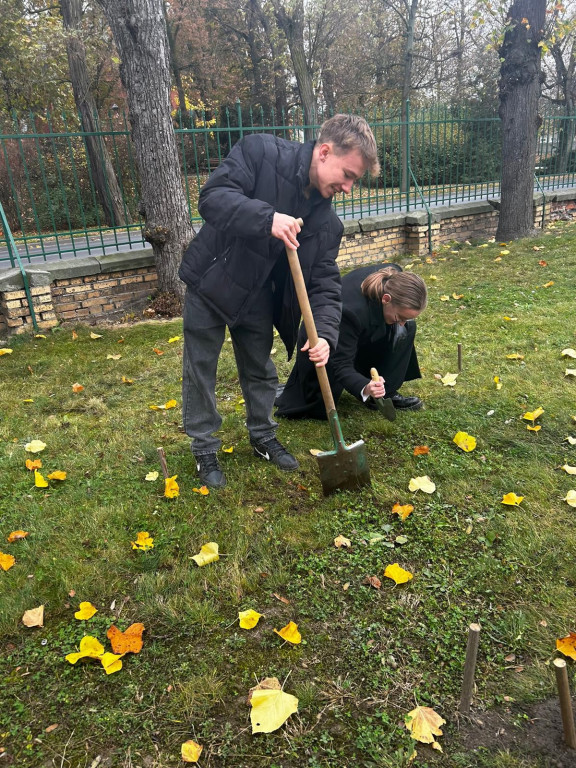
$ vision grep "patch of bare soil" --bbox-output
[456,699,576,767]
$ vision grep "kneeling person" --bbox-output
[275,263,427,419]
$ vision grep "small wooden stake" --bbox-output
[459,622,481,714]
[157,447,170,479]
[554,658,576,749]
[457,342,463,372]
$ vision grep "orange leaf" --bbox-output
[413,445,429,456]
[107,623,145,654]
[153,348,165,356]
[363,575,382,589]
[25,458,42,471]
[557,632,576,660]
[72,383,84,393]
[392,503,414,521]
[0,552,16,571]
[7,530,28,543]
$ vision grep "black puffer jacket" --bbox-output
[178,133,343,358]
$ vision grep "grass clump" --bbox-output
[1,221,576,767]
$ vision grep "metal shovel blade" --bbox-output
[315,411,371,496]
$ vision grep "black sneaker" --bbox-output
[196,453,226,488]
[251,437,299,471]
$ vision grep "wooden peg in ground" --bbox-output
[157,447,170,479]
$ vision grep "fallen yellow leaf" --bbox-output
[168,336,182,343]
[145,471,159,481]
[384,563,414,584]
[90,332,103,339]
[566,369,576,377]
[392,503,414,521]
[222,446,234,453]
[502,492,523,506]
[273,620,302,645]
[106,354,122,360]
[564,490,576,507]
[250,687,299,733]
[239,609,263,629]
[191,542,219,566]
[562,348,576,358]
[506,353,524,360]
[74,601,98,620]
[565,437,576,445]
[192,486,210,495]
[34,470,48,488]
[452,293,464,299]
[527,425,541,432]
[25,459,42,471]
[0,552,16,571]
[408,476,436,494]
[100,652,123,675]
[543,281,554,288]
[440,295,450,301]
[25,440,46,453]
[65,635,105,664]
[494,375,503,390]
[405,705,446,751]
[47,471,67,481]
[523,407,544,422]
[164,475,179,498]
[561,465,576,475]
[334,535,352,548]
[22,605,44,627]
[131,531,154,551]
[453,431,476,452]
[7,530,28,543]
[440,373,458,386]
[181,740,203,763]
[0,348,13,355]
[121,376,134,385]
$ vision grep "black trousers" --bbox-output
[276,320,421,420]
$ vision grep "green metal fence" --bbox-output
[1,103,575,267]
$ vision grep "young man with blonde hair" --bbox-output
[179,114,379,488]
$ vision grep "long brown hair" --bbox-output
[361,267,427,311]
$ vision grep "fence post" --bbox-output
[236,99,244,140]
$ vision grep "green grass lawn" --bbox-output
[1,222,576,768]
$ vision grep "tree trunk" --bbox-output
[254,0,288,123]
[273,0,317,139]
[60,0,131,227]
[400,0,418,195]
[496,0,545,241]
[96,0,194,302]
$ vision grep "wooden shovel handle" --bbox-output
[370,367,380,382]
[285,221,336,414]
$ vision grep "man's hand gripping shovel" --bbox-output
[285,220,371,495]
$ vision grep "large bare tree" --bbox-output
[96,0,194,302]
[496,0,546,240]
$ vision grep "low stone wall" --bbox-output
[0,189,572,336]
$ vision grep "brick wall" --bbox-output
[51,266,158,321]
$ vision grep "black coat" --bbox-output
[275,262,421,419]
[178,133,343,358]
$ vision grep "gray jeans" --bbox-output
[182,286,278,455]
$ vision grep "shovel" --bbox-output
[369,368,397,422]
[285,230,370,496]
